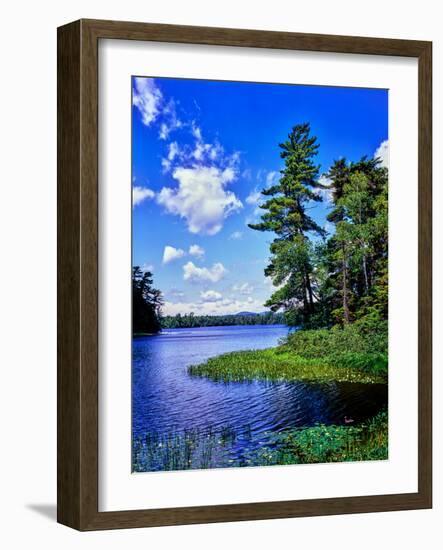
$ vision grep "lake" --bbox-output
[132,324,387,470]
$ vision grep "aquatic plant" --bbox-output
[251,410,388,465]
[132,412,388,472]
[132,426,240,472]
[188,347,386,384]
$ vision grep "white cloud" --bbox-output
[242,168,252,181]
[189,244,205,258]
[193,141,210,161]
[323,221,335,235]
[191,124,202,141]
[159,123,169,140]
[316,175,333,203]
[245,187,265,225]
[256,169,278,185]
[158,99,182,140]
[139,263,154,273]
[319,175,331,186]
[132,186,155,207]
[158,166,242,235]
[232,282,254,295]
[266,171,279,187]
[200,290,222,302]
[264,276,274,288]
[264,275,284,291]
[183,261,227,283]
[374,139,389,168]
[209,145,223,161]
[132,78,163,126]
[230,231,243,240]
[133,77,182,140]
[167,288,185,299]
[246,188,262,205]
[162,142,182,173]
[161,158,172,173]
[245,170,279,222]
[162,245,186,264]
[190,125,225,163]
[158,121,242,234]
[168,141,180,161]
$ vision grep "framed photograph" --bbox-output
[57,19,432,530]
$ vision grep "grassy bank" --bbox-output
[189,348,386,384]
[132,412,388,472]
[189,321,388,384]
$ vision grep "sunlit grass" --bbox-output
[188,347,387,384]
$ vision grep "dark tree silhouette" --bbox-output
[132,266,163,334]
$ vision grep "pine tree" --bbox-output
[132,267,163,334]
[324,158,388,324]
[249,123,326,326]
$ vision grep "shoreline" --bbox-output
[188,323,388,385]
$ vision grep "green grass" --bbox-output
[188,347,387,384]
[189,322,388,384]
[132,412,388,472]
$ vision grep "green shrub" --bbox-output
[331,352,388,376]
[285,319,387,356]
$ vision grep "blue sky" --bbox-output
[132,76,388,316]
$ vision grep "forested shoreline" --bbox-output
[189,123,388,386]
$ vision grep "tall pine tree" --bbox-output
[249,123,326,327]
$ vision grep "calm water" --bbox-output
[132,325,387,468]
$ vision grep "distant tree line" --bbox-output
[161,311,285,329]
[132,266,284,334]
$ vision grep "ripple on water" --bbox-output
[132,325,387,468]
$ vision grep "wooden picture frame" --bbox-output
[57,19,432,530]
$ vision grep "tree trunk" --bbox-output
[342,244,350,324]
[302,274,309,314]
[305,268,315,312]
[362,253,369,294]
